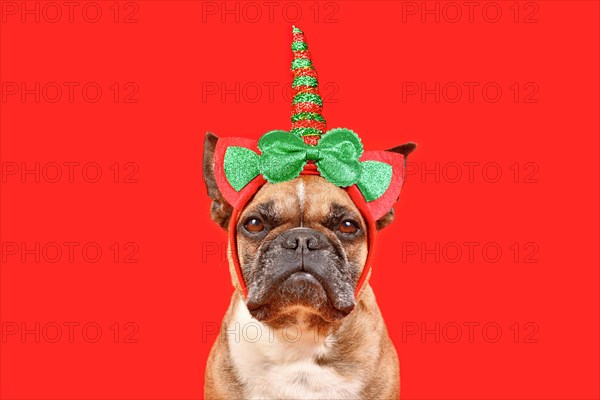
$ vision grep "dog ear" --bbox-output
[387,142,417,161]
[375,142,417,230]
[203,132,234,230]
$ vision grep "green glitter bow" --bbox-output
[223,129,393,202]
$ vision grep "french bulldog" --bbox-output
[202,132,415,399]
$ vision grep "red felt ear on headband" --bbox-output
[357,150,406,221]
[213,137,266,209]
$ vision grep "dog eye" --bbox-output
[338,220,359,234]
[244,217,265,233]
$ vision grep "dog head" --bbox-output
[203,133,415,328]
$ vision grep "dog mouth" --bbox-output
[286,271,321,286]
[246,269,355,322]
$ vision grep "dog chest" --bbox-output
[227,301,364,400]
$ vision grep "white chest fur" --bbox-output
[227,301,364,400]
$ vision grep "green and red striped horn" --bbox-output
[290,26,326,146]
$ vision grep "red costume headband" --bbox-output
[212,27,408,298]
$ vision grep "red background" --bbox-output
[1,1,599,399]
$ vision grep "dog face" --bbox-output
[203,133,415,328]
[236,175,367,325]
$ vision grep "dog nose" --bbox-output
[281,228,326,251]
